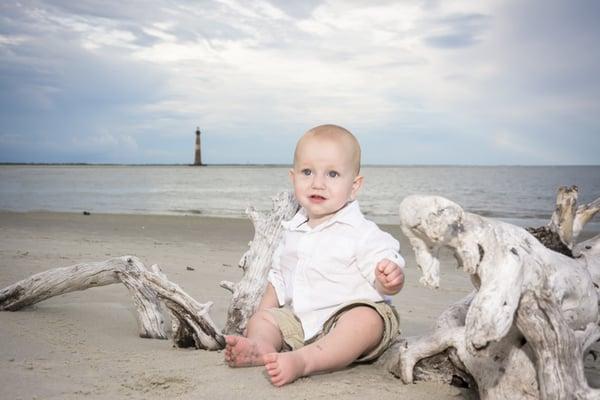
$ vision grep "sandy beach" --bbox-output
[0,211,477,399]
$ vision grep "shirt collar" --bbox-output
[282,200,364,232]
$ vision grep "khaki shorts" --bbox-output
[267,300,400,362]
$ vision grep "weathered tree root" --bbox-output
[517,290,600,399]
[396,190,600,399]
[527,186,600,257]
[143,270,224,350]
[0,256,167,339]
[222,191,298,335]
[0,256,225,349]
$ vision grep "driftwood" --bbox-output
[527,186,600,257]
[2,187,600,399]
[221,191,298,335]
[517,290,600,399]
[0,256,168,339]
[391,188,600,399]
[143,270,224,350]
[0,255,225,348]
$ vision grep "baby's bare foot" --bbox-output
[263,352,308,386]
[224,336,268,367]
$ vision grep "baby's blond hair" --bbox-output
[293,124,361,175]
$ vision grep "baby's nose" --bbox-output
[311,174,326,188]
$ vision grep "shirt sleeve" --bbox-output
[355,222,405,286]
[267,235,286,307]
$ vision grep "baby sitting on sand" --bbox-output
[224,124,405,386]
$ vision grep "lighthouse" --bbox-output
[194,127,203,166]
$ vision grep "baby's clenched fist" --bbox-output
[374,258,404,295]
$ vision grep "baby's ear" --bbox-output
[351,175,364,197]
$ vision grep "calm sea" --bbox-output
[1,165,599,231]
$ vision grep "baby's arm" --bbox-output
[374,259,405,295]
[356,222,405,296]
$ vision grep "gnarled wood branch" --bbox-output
[222,191,298,335]
[527,186,600,257]
[0,255,227,349]
[574,197,600,241]
[0,256,167,339]
[143,271,224,350]
[549,185,578,249]
[517,290,600,399]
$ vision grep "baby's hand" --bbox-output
[375,259,404,295]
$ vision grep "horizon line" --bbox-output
[1,162,599,168]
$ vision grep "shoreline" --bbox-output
[1,209,597,236]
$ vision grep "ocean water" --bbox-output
[0,165,599,231]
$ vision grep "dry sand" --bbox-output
[0,211,476,399]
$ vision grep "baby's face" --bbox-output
[290,135,362,227]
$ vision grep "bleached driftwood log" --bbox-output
[517,290,600,399]
[393,191,600,399]
[377,293,478,389]
[0,256,168,339]
[0,256,224,349]
[221,191,298,335]
[143,270,224,350]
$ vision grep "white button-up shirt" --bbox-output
[268,200,404,340]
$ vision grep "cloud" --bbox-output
[0,0,598,164]
[423,13,490,48]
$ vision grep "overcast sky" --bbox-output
[0,0,598,165]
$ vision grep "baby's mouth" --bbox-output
[309,194,326,201]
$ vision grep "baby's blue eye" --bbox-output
[301,169,312,176]
[328,171,339,178]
